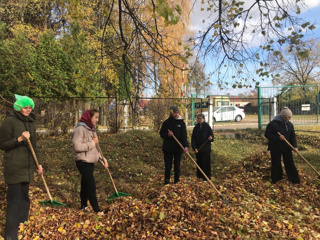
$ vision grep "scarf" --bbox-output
[79,110,95,130]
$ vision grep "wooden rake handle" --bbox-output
[96,143,118,194]
[27,138,53,202]
[169,130,223,196]
[197,137,212,152]
[277,132,320,176]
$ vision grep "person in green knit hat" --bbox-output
[0,94,43,240]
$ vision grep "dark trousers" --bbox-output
[270,150,300,183]
[5,182,30,240]
[163,151,182,184]
[196,151,211,180]
[76,161,101,212]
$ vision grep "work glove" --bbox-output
[168,130,174,137]
[184,147,189,154]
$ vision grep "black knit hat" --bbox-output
[170,106,179,113]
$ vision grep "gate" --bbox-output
[258,85,319,129]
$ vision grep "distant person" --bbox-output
[265,107,300,184]
[0,94,43,240]
[191,113,214,181]
[160,106,189,185]
[72,109,108,214]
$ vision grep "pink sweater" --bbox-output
[72,124,101,163]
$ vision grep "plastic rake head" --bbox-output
[107,191,131,202]
[39,200,67,207]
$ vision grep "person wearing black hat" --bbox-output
[0,94,43,240]
[159,106,189,185]
[265,107,300,184]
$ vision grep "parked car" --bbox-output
[202,106,245,122]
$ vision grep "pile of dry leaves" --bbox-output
[0,151,319,239]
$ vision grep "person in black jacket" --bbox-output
[265,107,300,184]
[191,113,214,181]
[159,106,189,185]
[0,94,43,240]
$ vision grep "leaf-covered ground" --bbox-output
[0,130,319,239]
[0,152,319,239]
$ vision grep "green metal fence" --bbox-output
[258,85,319,129]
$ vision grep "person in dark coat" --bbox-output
[265,107,300,184]
[0,94,43,240]
[191,113,214,181]
[159,106,189,185]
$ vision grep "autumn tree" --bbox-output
[1,0,317,98]
[0,0,68,32]
[192,0,316,88]
[0,0,118,98]
[0,23,36,96]
[0,0,192,103]
[101,0,191,98]
[268,39,320,86]
[187,60,210,95]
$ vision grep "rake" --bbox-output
[27,139,67,207]
[197,137,212,152]
[96,143,131,202]
[277,132,320,179]
[169,130,229,204]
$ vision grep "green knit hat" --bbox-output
[14,94,34,111]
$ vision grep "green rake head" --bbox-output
[39,200,67,207]
[107,191,131,202]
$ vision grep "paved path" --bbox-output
[187,121,259,131]
[211,122,258,130]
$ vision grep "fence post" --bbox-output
[317,88,319,124]
[123,100,128,131]
[191,94,195,125]
[258,87,262,129]
[272,97,277,119]
[208,97,213,127]
[116,94,118,133]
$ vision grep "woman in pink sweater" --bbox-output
[72,109,108,214]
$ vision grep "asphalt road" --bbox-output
[187,118,259,131]
[211,122,259,130]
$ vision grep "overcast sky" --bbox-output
[189,1,320,96]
